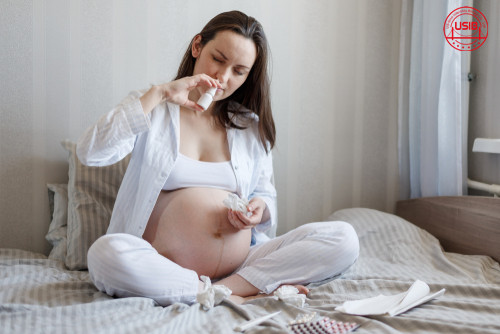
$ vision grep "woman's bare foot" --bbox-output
[227,294,247,304]
[293,285,310,295]
[213,274,310,305]
[229,284,310,305]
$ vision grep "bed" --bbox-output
[1,142,499,333]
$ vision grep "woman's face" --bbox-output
[192,30,257,101]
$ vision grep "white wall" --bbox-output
[0,0,402,254]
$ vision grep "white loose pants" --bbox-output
[87,221,359,306]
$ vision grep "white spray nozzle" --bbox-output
[197,87,217,111]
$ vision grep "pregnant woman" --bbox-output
[80,10,359,306]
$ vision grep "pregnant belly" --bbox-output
[142,188,251,279]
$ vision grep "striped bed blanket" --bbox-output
[1,208,499,333]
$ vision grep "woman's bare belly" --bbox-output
[142,188,251,279]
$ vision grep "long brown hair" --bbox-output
[175,11,275,152]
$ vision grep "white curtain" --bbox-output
[399,0,471,199]
[468,0,500,190]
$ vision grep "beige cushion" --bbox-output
[45,183,69,262]
[62,140,130,270]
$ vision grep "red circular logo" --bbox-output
[444,6,488,51]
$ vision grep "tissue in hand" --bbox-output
[223,193,250,216]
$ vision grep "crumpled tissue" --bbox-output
[196,275,232,310]
[274,285,307,308]
[223,193,251,216]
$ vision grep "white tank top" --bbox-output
[162,153,237,192]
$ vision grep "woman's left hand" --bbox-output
[228,197,267,230]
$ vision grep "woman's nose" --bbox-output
[216,67,230,84]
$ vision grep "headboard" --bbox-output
[396,196,500,263]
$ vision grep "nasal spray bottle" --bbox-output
[196,87,217,111]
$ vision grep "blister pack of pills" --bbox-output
[287,313,359,334]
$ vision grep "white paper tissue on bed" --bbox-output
[335,280,445,316]
[197,276,232,310]
[274,285,307,308]
[223,193,250,215]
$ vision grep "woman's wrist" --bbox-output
[140,85,166,115]
[249,197,270,224]
[259,203,270,224]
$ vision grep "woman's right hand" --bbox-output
[140,74,221,114]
